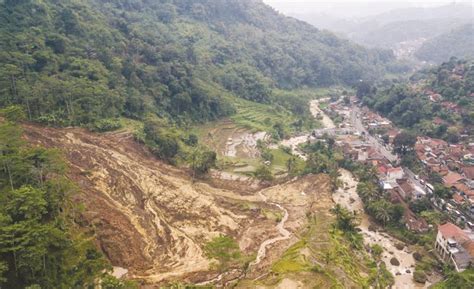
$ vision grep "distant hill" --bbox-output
[351,18,471,48]
[288,3,473,58]
[415,24,474,63]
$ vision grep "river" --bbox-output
[334,169,429,289]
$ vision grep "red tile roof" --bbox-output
[454,183,470,194]
[443,172,464,186]
[462,166,474,180]
[438,223,469,242]
[453,193,465,204]
[388,167,403,173]
[377,164,388,175]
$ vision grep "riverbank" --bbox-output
[334,169,429,289]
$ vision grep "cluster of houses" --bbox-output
[359,108,392,131]
[425,90,465,114]
[337,135,429,232]
[327,94,474,271]
[435,222,474,272]
[415,136,474,208]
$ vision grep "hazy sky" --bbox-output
[263,0,470,17]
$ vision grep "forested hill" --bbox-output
[415,24,474,63]
[0,0,397,126]
[358,58,474,142]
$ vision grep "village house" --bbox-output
[462,166,474,181]
[441,101,463,114]
[396,178,416,199]
[453,192,465,205]
[428,93,442,102]
[464,153,474,165]
[386,167,404,181]
[435,223,474,272]
[386,129,400,144]
[443,172,464,188]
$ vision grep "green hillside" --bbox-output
[0,0,397,126]
[358,58,474,140]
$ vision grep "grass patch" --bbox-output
[230,97,297,133]
[262,208,284,223]
[271,240,311,273]
[269,148,305,173]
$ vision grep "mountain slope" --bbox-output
[415,24,474,63]
[0,0,395,126]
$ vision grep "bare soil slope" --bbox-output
[23,124,267,284]
[22,124,330,287]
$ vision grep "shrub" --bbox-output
[254,165,273,181]
[90,119,122,132]
[413,270,427,284]
[413,252,422,261]
[0,105,26,121]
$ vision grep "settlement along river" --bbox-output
[309,98,429,289]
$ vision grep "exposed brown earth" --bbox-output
[22,124,331,287]
[197,119,266,159]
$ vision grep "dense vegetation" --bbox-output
[0,0,398,127]
[432,269,474,289]
[416,24,474,63]
[358,58,474,142]
[0,110,135,288]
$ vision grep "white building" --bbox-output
[435,223,474,272]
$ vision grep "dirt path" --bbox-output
[249,191,291,267]
[309,99,335,129]
[334,169,429,289]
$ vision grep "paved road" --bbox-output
[347,106,432,198]
[350,107,398,163]
[312,103,425,195]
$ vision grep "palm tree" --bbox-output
[369,201,392,225]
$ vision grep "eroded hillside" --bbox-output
[22,124,331,286]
